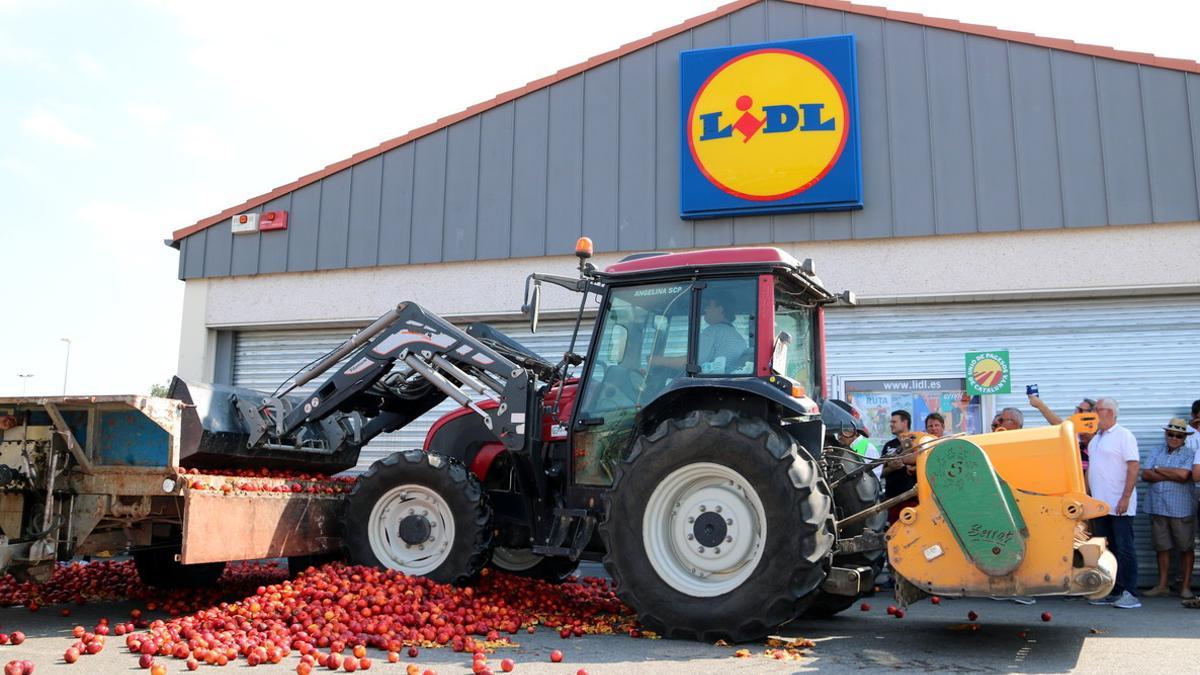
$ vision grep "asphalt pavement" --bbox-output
[0,563,1195,674]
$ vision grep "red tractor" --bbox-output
[174,240,884,641]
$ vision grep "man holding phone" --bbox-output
[1027,386,1096,469]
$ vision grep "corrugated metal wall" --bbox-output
[231,320,592,473]
[178,0,1200,280]
[825,294,1200,585]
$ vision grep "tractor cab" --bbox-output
[551,245,846,488]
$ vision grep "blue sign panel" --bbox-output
[680,35,862,219]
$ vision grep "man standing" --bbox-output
[881,410,917,524]
[1027,394,1096,468]
[1142,418,1196,599]
[1087,398,1141,609]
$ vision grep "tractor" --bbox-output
[166,238,1115,642]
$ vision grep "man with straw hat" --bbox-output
[1142,417,1196,600]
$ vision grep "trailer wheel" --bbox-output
[600,409,835,642]
[802,446,887,618]
[133,547,226,588]
[343,450,492,585]
[489,547,578,583]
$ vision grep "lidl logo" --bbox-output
[965,351,1012,396]
[680,36,861,219]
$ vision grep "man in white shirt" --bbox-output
[1086,397,1141,609]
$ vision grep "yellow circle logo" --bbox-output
[971,358,1005,389]
[687,49,850,201]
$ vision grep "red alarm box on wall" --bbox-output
[259,210,288,232]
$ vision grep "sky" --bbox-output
[1,0,1198,397]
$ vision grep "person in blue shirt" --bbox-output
[1142,417,1196,600]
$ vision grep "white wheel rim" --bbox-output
[367,484,456,576]
[642,462,767,597]
[491,547,543,572]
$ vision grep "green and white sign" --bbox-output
[965,350,1011,396]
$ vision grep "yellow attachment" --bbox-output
[887,418,1116,599]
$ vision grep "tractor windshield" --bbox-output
[572,278,758,486]
[572,282,692,486]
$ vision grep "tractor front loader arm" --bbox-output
[246,302,535,455]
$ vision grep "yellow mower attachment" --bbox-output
[887,413,1116,601]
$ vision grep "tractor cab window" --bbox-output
[695,279,756,375]
[573,282,692,486]
[773,290,817,397]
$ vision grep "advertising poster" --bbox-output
[839,377,985,438]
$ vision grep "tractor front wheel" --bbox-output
[600,409,835,642]
[342,450,492,585]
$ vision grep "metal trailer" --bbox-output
[0,395,342,584]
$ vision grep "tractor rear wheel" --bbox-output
[600,409,835,642]
[802,446,887,618]
[343,450,492,585]
[489,548,579,583]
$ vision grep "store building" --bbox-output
[170,1,1200,578]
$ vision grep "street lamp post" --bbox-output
[17,374,33,395]
[60,338,71,395]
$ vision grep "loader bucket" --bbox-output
[886,413,1116,601]
[169,377,362,473]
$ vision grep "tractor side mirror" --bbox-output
[522,283,542,334]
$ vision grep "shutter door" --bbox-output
[233,319,591,473]
[825,294,1200,585]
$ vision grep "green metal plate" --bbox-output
[925,438,1026,576]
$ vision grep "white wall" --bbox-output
[178,221,1200,375]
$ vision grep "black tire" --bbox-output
[802,446,887,618]
[600,409,836,642]
[489,548,579,583]
[133,547,226,588]
[342,450,492,585]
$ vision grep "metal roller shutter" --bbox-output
[233,319,592,474]
[825,294,1200,586]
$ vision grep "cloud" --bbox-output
[74,50,102,75]
[0,156,34,178]
[21,109,93,149]
[0,36,52,70]
[74,199,178,265]
[125,102,170,136]
[176,123,233,162]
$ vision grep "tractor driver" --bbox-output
[697,291,748,372]
[650,291,748,374]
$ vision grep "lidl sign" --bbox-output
[965,350,1012,396]
[680,35,862,219]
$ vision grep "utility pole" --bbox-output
[60,337,71,395]
[17,374,33,395]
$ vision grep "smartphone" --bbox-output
[1026,384,1039,397]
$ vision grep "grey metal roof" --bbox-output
[177,0,1200,280]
